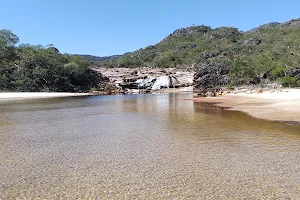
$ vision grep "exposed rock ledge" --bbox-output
[94,67,194,94]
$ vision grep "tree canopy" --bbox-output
[0,30,103,92]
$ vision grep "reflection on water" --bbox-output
[0,93,299,199]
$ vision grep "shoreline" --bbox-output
[2,89,300,123]
[0,92,92,100]
[0,88,192,101]
[193,88,300,123]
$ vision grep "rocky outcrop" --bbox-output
[244,38,261,45]
[136,77,156,89]
[193,62,230,95]
[279,18,300,29]
[94,67,193,94]
[119,75,178,92]
[152,76,178,90]
[288,67,300,78]
[93,72,120,94]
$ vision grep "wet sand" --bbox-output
[193,89,300,122]
[0,92,91,100]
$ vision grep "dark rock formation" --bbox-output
[97,82,121,94]
[95,73,120,94]
[288,67,300,78]
[118,82,139,90]
[193,62,230,95]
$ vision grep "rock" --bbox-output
[280,18,300,29]
[123,76,144,83]
[152,76,178,90]
[118,82,139,90]
[131,70,138,75]
[94,67,193,94]
[139,89,151,94]
[98,82,121,94]
[136,77,156,89]
[288,67,300,78]
[205,91,213,97]
[244,38,261,45]
[193,62,230,94]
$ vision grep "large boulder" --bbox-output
[193,62,230,94]
[152,76,178,90]
[136,77,156,89]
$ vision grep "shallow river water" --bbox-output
[0,93,299,199]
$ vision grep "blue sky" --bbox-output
[1,0,299,56]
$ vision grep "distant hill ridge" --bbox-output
[92,18,300,67]
[74,54,122,63]
[79,18,300,68]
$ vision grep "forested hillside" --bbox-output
[100,18,300,87]
[0,30,105,92]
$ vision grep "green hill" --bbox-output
[100,18,300,87]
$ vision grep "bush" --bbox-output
[280,76,297,87]
[271,66,287,79]
[229,58,258,85]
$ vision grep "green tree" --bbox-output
[229,58,258,85]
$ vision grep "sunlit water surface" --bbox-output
[0,93,299,199]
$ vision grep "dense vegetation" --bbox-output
[98,18,300,87]
[0,30,103,92]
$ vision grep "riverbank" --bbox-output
[193,88,300,122]
[0,92,91,100]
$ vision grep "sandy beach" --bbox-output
[0,92,92,100]
[193,89,300,122]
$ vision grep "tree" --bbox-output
[0,30,103,92]
[0,29,19,47]
[229,58,258,85]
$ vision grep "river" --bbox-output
[0,93,299,199]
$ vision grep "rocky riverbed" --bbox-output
[93,67,194,94]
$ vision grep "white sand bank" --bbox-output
[0,92,91,100]
[193,89,300,122]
